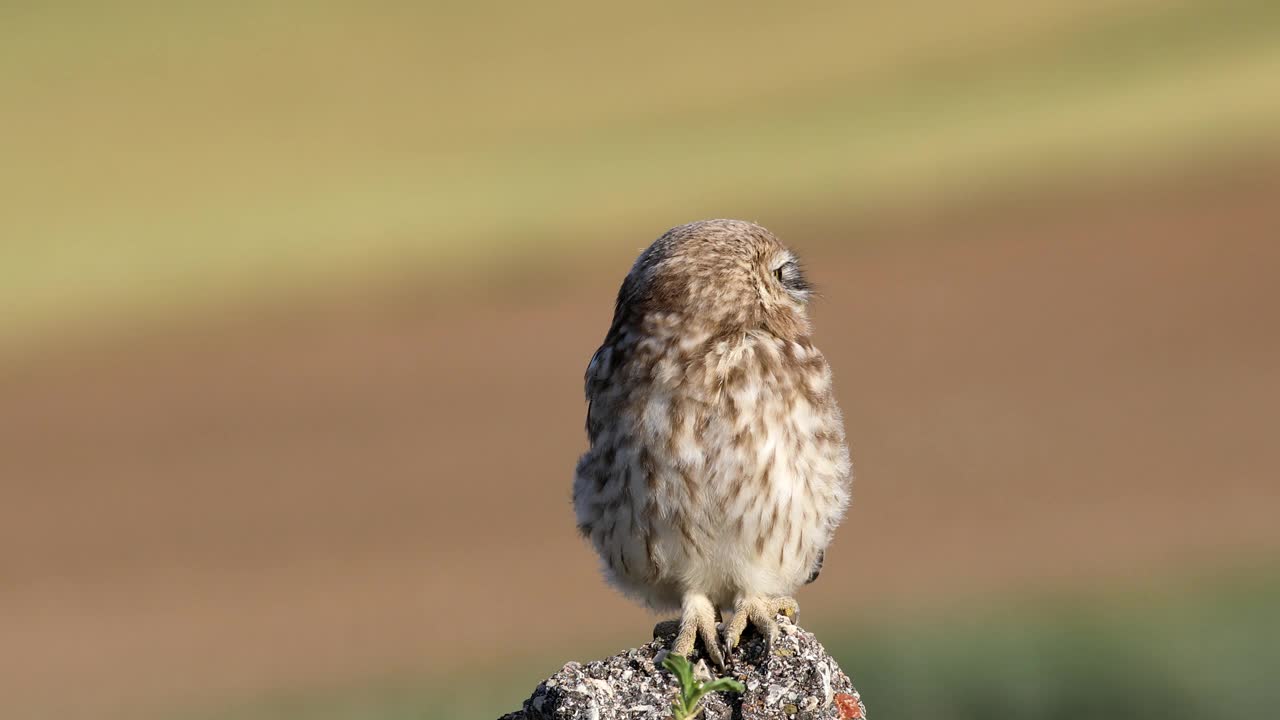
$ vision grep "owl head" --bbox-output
[616,219,813,339]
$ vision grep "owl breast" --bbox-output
[574,329,851,612]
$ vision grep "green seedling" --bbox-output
[661,653,745,720]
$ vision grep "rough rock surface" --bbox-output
[499,616,866,720]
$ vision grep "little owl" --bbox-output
[573,219,852,665]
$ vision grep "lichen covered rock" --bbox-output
[500,616,866,720]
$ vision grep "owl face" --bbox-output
[619,219,813,340]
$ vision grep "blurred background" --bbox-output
[2,1,1278,718]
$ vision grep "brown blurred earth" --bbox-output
[1,169,1278,718]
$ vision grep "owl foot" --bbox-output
[723,595,798,656]
[654,609,723,640]
[668,594,726,669]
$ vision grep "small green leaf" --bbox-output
[701,678,746,694]
[661,650,744,719]
[662,654,696,692]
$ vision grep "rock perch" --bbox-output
[499,615,866,720]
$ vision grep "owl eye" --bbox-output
[773,260,811,295]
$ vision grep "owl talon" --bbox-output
[669,594,726,669]
[723,596,799,658]
[776,596,799,622]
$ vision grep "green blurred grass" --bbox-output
[4,0,1280,346]
[173,570,1280,720]
[837,573,1279,720]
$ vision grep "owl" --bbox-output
[573,219,852,666]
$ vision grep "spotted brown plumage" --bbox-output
[573,219,852,666]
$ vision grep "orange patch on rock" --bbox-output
[835,692,865,719]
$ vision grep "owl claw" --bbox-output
[722,596,799,657]
[669,594,726,669]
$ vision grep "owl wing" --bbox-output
[583,346,608,442]
[805,550,824,585]
[583,277,639,441]
[584,339,629,444]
